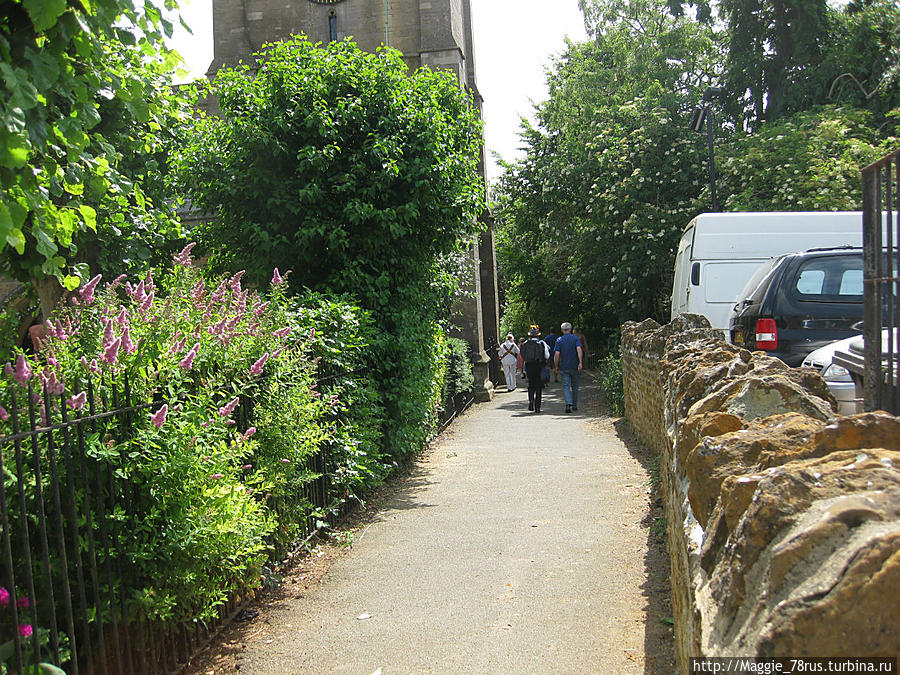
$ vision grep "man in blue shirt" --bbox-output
[553,322,583,413]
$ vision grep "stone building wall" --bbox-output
[622,314,900,672]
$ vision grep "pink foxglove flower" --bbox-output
[101,337,122,365]
[250,353,269,377]
[79,274,102,305]
[218,396,240,418]
[173,242,197,266]
[271,268,284,285]
[273,326,291,339]
[67,391,87,411]
[150,404,167,429]
[179,343,200,370]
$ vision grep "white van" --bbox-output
[670,212,862,337]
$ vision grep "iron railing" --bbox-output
[0,365,350,674]
[0,354,470,673]
[860,148,899,413]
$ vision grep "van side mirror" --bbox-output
[690,263,700,286]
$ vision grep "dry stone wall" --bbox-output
[622,314,900,672]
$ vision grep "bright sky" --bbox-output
[167,0,588,183]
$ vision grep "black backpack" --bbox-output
[521,338,546,365]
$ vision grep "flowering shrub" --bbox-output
[0,246,323,623]
[0,588,65,674]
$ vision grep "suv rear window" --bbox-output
[793,256,863,300]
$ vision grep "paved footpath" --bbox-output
[228,375,671,674]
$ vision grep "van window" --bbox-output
[793,256,863,300]
[703,262,769,303]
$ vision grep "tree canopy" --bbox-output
[497,0,899,345]
[0,0,191,313]
[177,36,484,326]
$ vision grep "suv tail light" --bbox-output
[755,318,778,350]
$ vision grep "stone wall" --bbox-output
[622,314,900,672]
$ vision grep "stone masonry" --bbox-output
[622,314,900,671]
[208,0,499,399]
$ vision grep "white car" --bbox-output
[802,335,862,415]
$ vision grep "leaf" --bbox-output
[78,204,97,230]
[61,274,81,291]
[22,0,68,32]
[7,228,26,254]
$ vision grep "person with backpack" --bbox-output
[497,333,520,392]
[521,325,550,413]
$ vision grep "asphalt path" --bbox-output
[230,374,669,674]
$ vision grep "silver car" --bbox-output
[802,335,862,415]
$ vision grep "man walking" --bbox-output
[521,325,550,412]
[553,322,583,413]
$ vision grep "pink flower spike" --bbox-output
[115,307,128,326]
[271,346,286,360]
[271,268,284,285]
[273,326,291,339]
[179,343,200,370]
[11,355,33,386]
[250,353,269,377]
[309,328,316,339]
[79,274,102,305]
[67,391,87,411]
[243,427,256,439]
[18,624,32,638]
[173,242,197,266]
[89,359,100,374]
[281,458,290,464]
[102,319,115,349]
[254,301,270,317]
[140,289,154,312]
[229,270,245,292]
[210,473,224,480]
[109,273,127,288]
[0,406,8,421]
[242,463,253,470]
[150,404,168,429]
[218,396,240,418]
[101,337,121,365]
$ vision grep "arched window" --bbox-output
[329,10,338,42]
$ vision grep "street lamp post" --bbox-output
[689,86,723,212]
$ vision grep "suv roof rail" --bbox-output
[803,245,861,253]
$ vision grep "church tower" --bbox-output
[208,0,500,400]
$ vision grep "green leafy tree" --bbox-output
[177,36,485,457]
[495,0,720,339]
[714,105,899,211]
[0,0,191,314]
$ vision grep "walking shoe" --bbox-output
[528,403,534,411]
[534,407,541,413]
[565,405,572,413]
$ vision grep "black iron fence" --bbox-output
[1,352,472,674]
[0,365,351,674]
[858,148,899,413]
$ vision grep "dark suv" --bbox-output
[729,248,864,367]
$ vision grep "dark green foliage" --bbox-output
[597,352,625,417]
[443,337,474,400]
[0,0,190,304]
[176,36,485,459]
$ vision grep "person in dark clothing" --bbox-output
[521,325,550,413]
